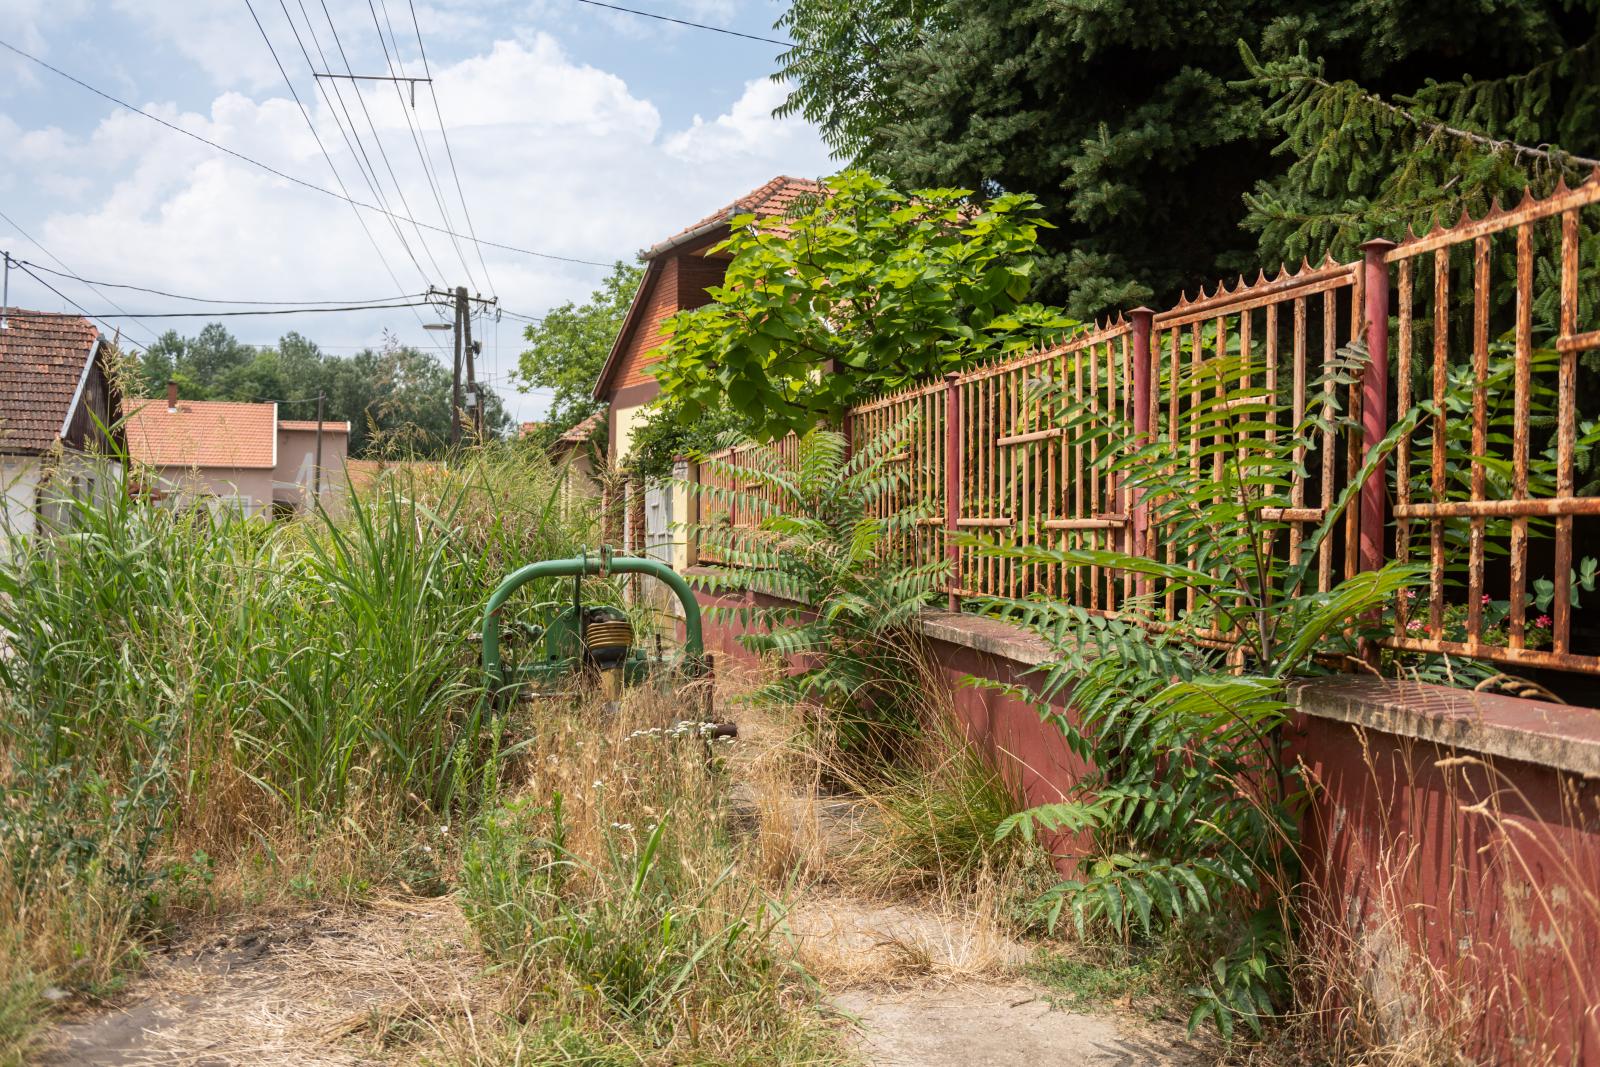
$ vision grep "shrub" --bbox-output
[686,421,949,768]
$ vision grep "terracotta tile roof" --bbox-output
[125,398,278,469]
[0,310,101,453]
[279,419,351,433]
[647,175,824,258]
[558,410,604,445]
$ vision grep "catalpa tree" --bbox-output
[651,170,1076,442]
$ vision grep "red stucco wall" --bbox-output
[690,583,1600,1063]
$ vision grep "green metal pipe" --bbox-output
[482,553,705,692]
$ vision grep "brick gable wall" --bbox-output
[612,253,730,392]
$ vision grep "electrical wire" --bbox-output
[0,36,615,268]
[7,277,432,316]
[311,0,450,283]
[368,0,481,294]
[0,207,161,349]
[407,0,496,296]
[7,265,149,354]
[14,260,417,307]
[241,0,431,302]
[570,0,806,49]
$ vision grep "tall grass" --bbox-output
[0,444,594,1061]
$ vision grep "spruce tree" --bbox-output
[776,0,1598,318]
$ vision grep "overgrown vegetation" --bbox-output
[0,445,589,1061]
[685,421,949,768]
[652,170,1074,442]
[456,691,846,1065]
[969,337,1421,1037]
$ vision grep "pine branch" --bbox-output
[1300,72,1600,171]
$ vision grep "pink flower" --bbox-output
[1481,594,1492,605]
[1535,615,1553,628]
[1402,588,1417,600]
[1407,619,1426,633]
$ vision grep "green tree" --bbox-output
[516,261,642,445]
[653,170,1073,442]
[1241,39,1600,267]
[775,0,1596,317]
[129,324,511,458]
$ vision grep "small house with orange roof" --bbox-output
[125,382,350,516]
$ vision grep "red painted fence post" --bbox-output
[944,371,962,613]
[1359,239,1396,576]
[1129,308,1156,589]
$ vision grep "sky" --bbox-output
[0,0,836,423]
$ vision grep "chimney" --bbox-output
[166,380,178,413]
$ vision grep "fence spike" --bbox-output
[1297,257,1312,275]
[1273,263,1289,282]
[1554,173,1571,194]
[1255,268,1268,285]
[1516,184,1536,208]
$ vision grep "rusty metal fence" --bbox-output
[687,175,1600,676]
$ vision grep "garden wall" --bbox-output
[689,575,1600,1064]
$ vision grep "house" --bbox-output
[0,310,123,538]
[590,176,821,566]
[591,175,821,463]
[125,382,349,516]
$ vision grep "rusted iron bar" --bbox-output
[1044,516,1127,530]
[997,426,1065,447]
[956,517,1015,528]
[1384,176,1600,260]
[1556,329,1600,352]
[944,371,961,612]
[1260,507,1326,522]
[1359,239,1395,581]
[1130,308,1154,596]
[1394,498,1600,519]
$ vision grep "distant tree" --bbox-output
[130,323,510,458]
[516,260,642,445]
[652,170,1073,442]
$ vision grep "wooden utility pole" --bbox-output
[460,285,480,440]
[313,392,325,506]
[450,288,465,449]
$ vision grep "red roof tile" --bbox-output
[558,410,604,445]
[647,175,824,258]
[0,310,101,453]
[125,398,278,469]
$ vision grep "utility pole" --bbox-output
[451,288,465,450]
[1,250,10,330]
[428,285,498,450]
[313,392,325,507]
[460,287,480,440]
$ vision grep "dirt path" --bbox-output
[38,724,1212,1066]
[37,898,487,1066]
[784,891,1210,1067]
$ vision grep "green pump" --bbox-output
[480,545,710,704]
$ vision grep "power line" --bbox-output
[570,0,806,49]
[15,260,416,306]
[6,278,432,317]
[0,36,615,269]
[242,0,429,297]
[7,265,148,354]
[367,0,481,294]
[0,207,161,349]
[406,0,496,296]
[311,0,450,283]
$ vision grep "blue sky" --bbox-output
[0,0,835,421]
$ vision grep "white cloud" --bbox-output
[663,77,815,167]
[3,33,833,421]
